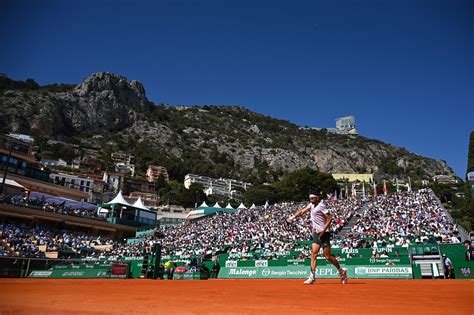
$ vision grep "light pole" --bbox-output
[1,139,15,195]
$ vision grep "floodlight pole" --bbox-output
[1,140,14,195]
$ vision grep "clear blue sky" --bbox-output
[1,0,472,177]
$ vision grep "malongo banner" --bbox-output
[218,265,412,279]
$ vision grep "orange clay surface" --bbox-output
[0,279,472,315]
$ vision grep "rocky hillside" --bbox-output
[0,72,455,183]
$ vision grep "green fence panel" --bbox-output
[439,244,474,279]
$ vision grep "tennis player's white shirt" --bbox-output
[309,200,330,233]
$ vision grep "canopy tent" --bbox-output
[98,191,157,226]
[103,191,131,207]
[250,203,256,209]
[264,201,270,209]
[186,206,236,220]
[237,203,247,209]
[212,202,222,208]
[132,197,149,211]
[225,203,234,209]
[197,201,209,208]
[3,178,28,191]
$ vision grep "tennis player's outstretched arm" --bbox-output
[287,206,310,223]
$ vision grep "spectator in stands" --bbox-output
[464,240,472,261]
[450,232,461,244]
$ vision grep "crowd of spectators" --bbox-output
[0,222,116,258]
[336,189,461,250]
[1,194,103,220]
[0,189,464,260]
[102,198,359,260]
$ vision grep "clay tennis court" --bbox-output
[0,279,472,314]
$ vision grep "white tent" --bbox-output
[264,201,269,209]
[225,203,234,209]
[3,178,27,190]
[105,191,131,207]
[132,197,149,211]
[213,202,222,208]
[250,203,256,209]
[97,207,109,214]
[198,201,209,208]
[237,203,247,209]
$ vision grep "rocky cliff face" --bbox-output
[0,72,456,179]
[0,72,152,136]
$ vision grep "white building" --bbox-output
[432,175,458,185]
[50,172,94,201]
[184,174,251,202]
[41,158,68,168]
[102,172,124,193]
[303,115,359,135]
[7,133,34,143]
[115,162,135,177]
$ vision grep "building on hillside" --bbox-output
[110,151,135,177]
[111,151,134,164]
[184,174,251,202]
[303,115,359,135]
[332,173,374,183]
[102,172,123,193]
[432,175,458,185]
[0,135,87,200]
[7,133,34,143]
[156,205,189,225]
[0,134,50,183]
[146,165,169,182]
[41,158,68,168]
[115,162,135,177]
[124,178,155,193]
[50,173,94,200]
[333,116,358,135]
[127,192,160,208]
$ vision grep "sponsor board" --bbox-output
[220,266,336,279]
[225,260,237,267]
[255,260,268,267]
[173,272,201,280]
[29,270,53,278]
[354,266,412,278]
[219,265,413,279]
[111,264,128,278]
[28,268,111,279]
[459,267,471,277]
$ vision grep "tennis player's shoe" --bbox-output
[339,269,348,284]
[303,275,315,285]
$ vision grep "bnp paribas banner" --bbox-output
[218,265,412,279]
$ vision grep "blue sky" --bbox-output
[1,0,472,177]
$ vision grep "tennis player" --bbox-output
[287,193,348,284]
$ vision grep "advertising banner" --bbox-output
[111,264,128,278]
[29,268,110,278]
[218,265,412,279]
[173,272,201,280]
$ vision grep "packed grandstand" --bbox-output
[0,189,464,261]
